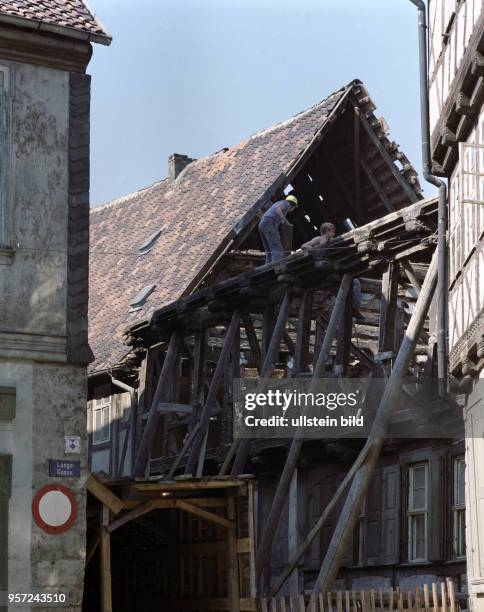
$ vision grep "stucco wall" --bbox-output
[0,61,69,360]
[0,359,87,612]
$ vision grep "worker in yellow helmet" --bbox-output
[258,194,298,264]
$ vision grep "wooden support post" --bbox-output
[100,505,112,612]
[231,292,292,476]
[242,313,262,373]
[261,304,275,364]
[354,107,361,214]
[310,250,438,599]
[185,312,241,475]
[378,262,399,355]
[191,330,207,422]
[268,375,382,598]
[313,316,325,370]
[227,497,241,611]
[288,469,299,594]
[255,275,352,578]
[133,332,180,477]
[294,292,313,375]
[335,280,353,374]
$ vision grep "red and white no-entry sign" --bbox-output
[32,485,77,534]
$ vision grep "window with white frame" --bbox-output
[92,397,111,445]
[453,456,466,558]
[0,64,12,249]
[459,112,484,207]
[407,463,428,562]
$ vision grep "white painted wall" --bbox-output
[428,0,483,134]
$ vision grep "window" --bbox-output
[459,142,484,205]
[453,456,466,558]
[407,463,428,562]
[129,284,156,312]
[92,397,111,445]
[138,228,162,254]
[0,64,12,249]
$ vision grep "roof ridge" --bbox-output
[246,83,351,142]
[91,178,168,212]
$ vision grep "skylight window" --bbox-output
[129,284,156,312]
[138,229,162,254]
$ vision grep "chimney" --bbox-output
[168,153,195,181]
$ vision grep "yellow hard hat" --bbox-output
[286,195,298,206]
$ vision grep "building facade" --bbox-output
[428,0,484,609]
[0,3,110,610]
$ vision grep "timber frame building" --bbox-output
[428,1,484,610]
[86,76,471,611]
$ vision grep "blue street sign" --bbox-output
[48,459,81,478]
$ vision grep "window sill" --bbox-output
[398,561,434,568]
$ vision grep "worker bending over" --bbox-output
[302,222,365,322]
[259,194,298,264]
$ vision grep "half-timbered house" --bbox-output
[85,79,466,610]
[428,1,484,610]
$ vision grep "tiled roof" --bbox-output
[88,80,420,373]
[0,0,111,43]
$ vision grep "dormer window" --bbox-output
[129,284,156,312]
[138,229,161,254]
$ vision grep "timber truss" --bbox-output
[124,196,440,598]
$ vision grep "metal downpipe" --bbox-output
[409,0,448,397]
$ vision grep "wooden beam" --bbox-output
[294,292,313,375]
[185,312,241,475]
[242,313,262,372]
[231,292,292,476]
[311,250,438,596]
[86,530,100,567]
[335,279,353,373]
[100,506,112,612]
[378,262,399,354]
[86,473,124,515]
[175,499,234,530]
[133,332,180,477]
[321,150,363,225]
[107,500,158,534]
[261,304,275,364]
[359,152,395,213]
[227,497,241,611]
[353,102,418,204]
[354,107,361,213]
[255,275,352,577]
[167,422,201,479]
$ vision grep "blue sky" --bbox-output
[89,0,428,206]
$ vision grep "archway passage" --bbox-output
[83,476,255,612]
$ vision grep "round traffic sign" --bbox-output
[32,485,77,534]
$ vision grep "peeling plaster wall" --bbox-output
[0,59,87,611]
[0,62,69,359]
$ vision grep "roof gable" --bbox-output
[89,80,422,373]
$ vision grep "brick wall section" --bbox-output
[67,72,94,364]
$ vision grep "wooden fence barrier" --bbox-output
[259,580,460,612]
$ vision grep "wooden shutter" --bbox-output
[365,467,382,566]
[380,465,400,565]
[0,455,12,594]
